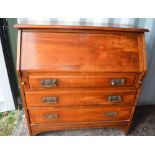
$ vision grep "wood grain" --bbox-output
[28,73,136,89]
[25,89,137,107]
[21,32,141,72]
[29,106,132,124]
[30,121,131,136]
[14,24,149,32]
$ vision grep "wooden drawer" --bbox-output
[21,32,141,72]
[29,106,132,124]
[25,89,136,107]
[28,73,137,89]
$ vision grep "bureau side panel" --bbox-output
[16,30,32,135]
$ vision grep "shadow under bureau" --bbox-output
[14,24,148,136]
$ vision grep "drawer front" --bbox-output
[28,74,136,89]
[29,106,132,124]
[25,90,136,107]
[21,32,141,72]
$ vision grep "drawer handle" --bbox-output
[105,112,117,118]
[108,95,122,102]
[42,96,58,104]
[111,79,125,86]
[41,79,57,88]
[44,113,59,120]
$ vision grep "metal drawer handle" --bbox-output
[41,79,57,88]
[42,96,58,104]
[108,95,122,102]
[105,112,117,118]
[111,79,125,86]
[44,113,59,120]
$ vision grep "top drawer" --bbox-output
[27,73,137,89]
[20,32,142,72]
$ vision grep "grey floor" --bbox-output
[14,105,155,136]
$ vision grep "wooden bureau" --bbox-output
[14,24,148,136]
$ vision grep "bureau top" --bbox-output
[14,23,149,33]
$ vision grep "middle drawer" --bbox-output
[25,89,137,107]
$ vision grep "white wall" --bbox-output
[0,39,15,112]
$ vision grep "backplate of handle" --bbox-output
[42,96,58,104]
[105,112,117,118]
[44,113,59,120]
[111,78,125,86]
[40,79,57,88]
[108,95,122,102]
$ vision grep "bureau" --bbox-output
[14,24,148,136]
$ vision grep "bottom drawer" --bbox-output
[29,106,132,124]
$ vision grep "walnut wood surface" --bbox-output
[29,106,132,124]
[28,73,136,89]
[21,32,142,72]
[30,121,131,136]
[14,23,149,32]
[25,89,136,107]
